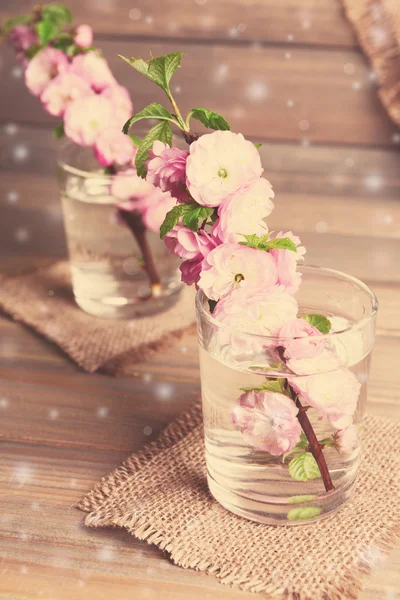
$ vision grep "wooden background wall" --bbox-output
[0,0,399,281]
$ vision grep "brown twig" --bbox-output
[183,131,199,145]
[118,209,161,296]
[288,383,334,492]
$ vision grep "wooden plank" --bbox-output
[0,442,398,600]
[0,0,357,48]
[1,39,397,146]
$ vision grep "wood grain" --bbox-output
[1,40,397,146]
[0,0,357,47]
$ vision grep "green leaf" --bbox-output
[53,123,64,139]
[302,314,332,334]
[160,204,187,239]
[148,52,182,92]
[135,121,172,177]
[122,103,177,134]
[253,142,262,149]
[282,438,309,463]
[288,452,321,482]
[240,234,297,253]
[26,44,42,59]
[240,378,286,394]
[287,506,322,521]
[300,431,308,445]
[129,134,142,147]
[2,14,32,37]
[287,495,316,504]
[182,206,214,232]
[187,108,230,131]
[208,299,217,314]
[120,52,182,94]
[35,19,58,45]
[42,3,72,25]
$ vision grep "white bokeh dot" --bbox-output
[15,227,30,243]
[4,123,18,135]
[343,63,356,75]
[316,221,328,233]
[97,547,114,561]
[13,144,29,161]
[365,174,383,191]
[0,397,9,409]
[228,27,238,37]
[31,502,40,511]
[143,426,152,436]
[195,0,207,4]
[129,8,141,20]
[48,289,55,297]
[143,372,153,383]
[154,382,174,401]
[7,190,19,204]
[302,18,311,29]
[237,23,246,33]
[301,138,310,147]
[145,15,153,24]
[181,346,189,354]
[97,406,109,418]
[14,464,33,485]
[284,51,291,59]
[20,566,29,574]
[392,132,400,144]
[11,65,23,79]
[368,70,377,82]
[344,157,354,168]
[246,81,268,101]
[352,81,361,91]
[48,409,59,420]
[174,85,181,94]
[215,63,229,82]
[287,99,294,108]
[298,119,310,132]
[287,34,294,41]
[383,215,393,225]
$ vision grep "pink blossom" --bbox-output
[146,141,189,202]
[212,287,298,355]
[180,257,203,286]
[74,24,93,48]
[94,127,136,167]
[215,178,275,243]
[101,84,133,125]
[70,52,116,92]
[186,131,263,207]
[198,243,278,301]
[335,425,359,454]
[164,224,217,260]
[289,368,360,429]
[40,72,93,117]
[135,188,176,232]
[9,25,37,62]
[286,350,341,376]
[232,390,301,456]
[269,231,306,295]
[64,94,117,146]
[279,318,324,360]
[116,179,176,233]
[25,47,69,96]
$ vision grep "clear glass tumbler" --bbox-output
[57,142,182,319]
[196,266,377,525]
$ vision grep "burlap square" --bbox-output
[0,261,195,374]
[341,0,400,127]
[78,401,399,599]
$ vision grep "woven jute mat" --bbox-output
[78,401,400,600]
[0,261,195,374]
[341,0,400,127]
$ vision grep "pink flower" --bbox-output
[180,257,203,285]
[212,287,298,356]
[70,52,116,92]
[25,47,69,96]
[74,24,93,48]
[279,318,324,360]
[135,188,176,232]
[286,350,341,376]
[94,127,136,167]
[232,390,301,456]
[164,224,217,260]
[101,84,133,125]
[269,231,306,295]
[335,425,359,454]
[9,24,37,56]
[40,72,93,117]
[214,178,275,243]
[289,368,361,429]
[146,141,189,202]
[198,243,278,301]
[186,131,263,207]
[64,94,117,146]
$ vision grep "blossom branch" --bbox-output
[287,382,334,492]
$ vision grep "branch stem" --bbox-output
[288,383,334,492]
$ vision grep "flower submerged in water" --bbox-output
[279,318,324,360]
[335,424,359,454]
[232,390,301,455]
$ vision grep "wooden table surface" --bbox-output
[0,1,399,598]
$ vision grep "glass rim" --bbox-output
[195,264,378,341]
[57,139,114,180]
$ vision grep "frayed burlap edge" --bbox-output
[77,403,400,599]
[341,0,400,127]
